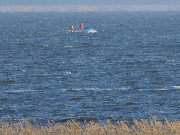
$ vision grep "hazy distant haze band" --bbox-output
[0,0,180,5]
[0,5,180,12]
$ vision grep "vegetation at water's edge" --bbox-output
[1,120,180,135]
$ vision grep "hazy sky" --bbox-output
[0,0,180,5]
[0,0,180,12]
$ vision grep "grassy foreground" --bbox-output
[1,120,180,135]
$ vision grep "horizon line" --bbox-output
[0,4,180,12]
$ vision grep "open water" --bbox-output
[0,12,180,123]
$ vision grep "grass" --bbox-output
[1,120,180,135]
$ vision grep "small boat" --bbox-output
[68,23,97,34]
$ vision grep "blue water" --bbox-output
[1,12,180,123]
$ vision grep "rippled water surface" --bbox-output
[1,12,180,123]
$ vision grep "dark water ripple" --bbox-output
[0,12,180,123]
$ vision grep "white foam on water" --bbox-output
[21,69,26,72]
[156,88,169,91]
[83,88,112,91]
[5,89,39,93]
[64,45,73,48]
[119,86,131,91]
[138,87,169,92]
[61,87,131,91]
[172,86,180,89]
[64,71,72,75]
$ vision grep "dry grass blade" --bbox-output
[1,120,180,135]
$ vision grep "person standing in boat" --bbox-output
[80,23,85,31]
[69,25,75,32]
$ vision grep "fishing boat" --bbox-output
[68,23,97,33]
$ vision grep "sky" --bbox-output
[0,0,180,12]
[0,0,179,5]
